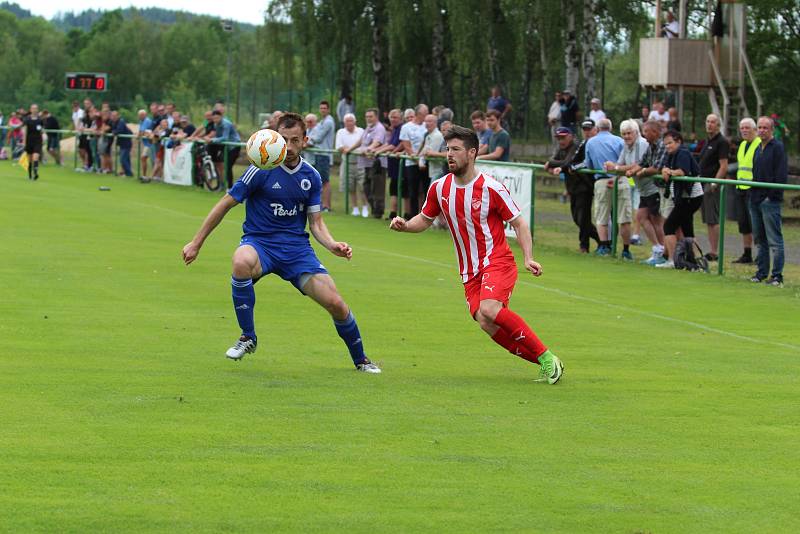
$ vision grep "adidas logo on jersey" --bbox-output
[271,182,282,189]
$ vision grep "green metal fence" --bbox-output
[4,126,798,277]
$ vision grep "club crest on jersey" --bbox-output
[270,203,297,216]
[472,199,482,210]
[300,178,312,191]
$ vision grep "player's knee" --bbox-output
[477,301,501,325]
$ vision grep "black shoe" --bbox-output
[732,254,753,264]
[765,277,784,287]
[386,211,397,221]
[403,212,412,220]
[704,253,719,261]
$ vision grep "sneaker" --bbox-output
[655,260,675,269]
[351,207,360,216]
[750,275,766,283]
[594,245,610,256]
[630,235,642,246]
[225,335,257,360]
[704,252,719,262]
[361,206,369,218]
[621,250,633,261]
[536,350,564,385]
[322,207,331,212]
[732,254,752,264]
[356,359,381,373]
[765,277,784,287]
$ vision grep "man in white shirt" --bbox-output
[589,98,606,123]
[547,91,562,146]
[399,103,428,217]
[419,114,444,183]
[334,113,365,216]
[648,101,669,128]
[662,11,680,38]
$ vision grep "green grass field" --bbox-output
[2,162,799,533]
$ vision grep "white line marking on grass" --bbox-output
[362,246,800,353]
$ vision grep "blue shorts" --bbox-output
[313,156,330,184]
[239,236,328,293]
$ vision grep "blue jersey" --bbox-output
[228,159,322,246]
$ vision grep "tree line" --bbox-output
[0,1,797,147]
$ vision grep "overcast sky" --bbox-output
[20,0,266,25]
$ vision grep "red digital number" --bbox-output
[69,78,75,88]
[96,77,105,90]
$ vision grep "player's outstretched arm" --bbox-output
[182,194,239,265]
[509,216,542,276]
[389,214,433,233]
[308,211,352,260]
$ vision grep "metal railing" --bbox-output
[3,126,798,278]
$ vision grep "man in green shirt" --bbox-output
[477,109,511,162]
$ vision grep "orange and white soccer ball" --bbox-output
[245,128,287,170]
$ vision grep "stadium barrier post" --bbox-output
[611,174,619,256]
[397,159,404,216]
[223,144,229,188]
[718,183,727,275]
[344,151,350,215]
[136,136,141,179]
[530,168,536,240]
[113,136,119,175]
[73,133,79,169]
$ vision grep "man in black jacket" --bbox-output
[545,122,600,253]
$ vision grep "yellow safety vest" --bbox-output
[736,137,761,190]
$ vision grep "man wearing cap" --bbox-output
[559,90,579,132]
[545,125,600,253]
[589,98,606,123]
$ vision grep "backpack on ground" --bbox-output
[673,238,709,272]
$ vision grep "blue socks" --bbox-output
[334,311,367,365]
[231,277,256,341]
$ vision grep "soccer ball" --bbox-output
[245,128,287,170]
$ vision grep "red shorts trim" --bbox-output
[464,261,518,317]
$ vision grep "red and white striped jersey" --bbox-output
[421,172,521,282]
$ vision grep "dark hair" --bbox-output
[470,110,486,121]
[663,129,683,143]
[277,112,306,135]
[485,109,502,120]
[319,100,330,108]
[443,124,479,153]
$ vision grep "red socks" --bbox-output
[492,308,547,364]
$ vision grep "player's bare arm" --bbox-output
[308,211,352,259]
[509,216,542,276]
[389,213,433,233]
[182,194,239,265]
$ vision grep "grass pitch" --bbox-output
[1,162,799,532]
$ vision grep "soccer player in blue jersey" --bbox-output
[182,112,381,373]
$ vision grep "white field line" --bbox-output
[129,201,799,353]
[360,247,800,353]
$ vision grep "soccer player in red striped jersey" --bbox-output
[390,125,563,383]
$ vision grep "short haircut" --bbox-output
[403,108,415,119]
[739,117,756,129]
[706,113,721,124]
[414,103,428,115]
[444,124,479,153]
[643,119,661,132]
[343,113,356,122]
[486,109,501,119]
[619,119,640,135]
[757,116,774,129]
[388,108,401,117]
[597,118,612,131]
[664,129,683,143]
[278,112,306,135]
[470,110,486,121]
[438,107,454,121]
[365,107,379,116]
[319,100,330,107]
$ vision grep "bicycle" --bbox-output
[194,142,221,191]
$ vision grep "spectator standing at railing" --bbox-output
[78,99,94,171]
[731,117,759,264]
[306,100,335,211]
[357,108,387,219]
[748,116,787,287]
[399,104,428,217]
[545,126,600,253]
[559,90,579,131]
[22,103,43,180]
[698,113,729,262]
[210,109,241,190]
[589,98,606,123]
[97,109,114,174]
[41,110,61,166]
[584,118,626,257]
[418,113,444,199]
[477,109,511,162]
[110,110,133,177]
[151,118,169,180]
[547,91,562,146]
[633,120,670,263]
[656,130,704,269]
[335,113,366,216]
[471,111,492,155]
[136,109,153,178]
[372,108,405,220]
[302,113,317,160]
[7,111,23,158]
